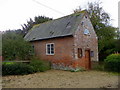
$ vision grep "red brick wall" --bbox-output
[32,36,74,62]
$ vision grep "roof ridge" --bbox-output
[31,10,87,30]
[55,9,87,20]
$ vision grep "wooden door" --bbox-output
[85,50,91,69]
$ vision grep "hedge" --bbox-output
[2,62,34,76]
[2,58,51,76]
[104,54,120,72]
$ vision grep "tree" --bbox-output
[97,26,117,52]
[87,2,110,28]
[34,16,52,24]
[21,16,52,36]
[2,30,34,60]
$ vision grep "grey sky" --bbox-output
[0,0,119,31]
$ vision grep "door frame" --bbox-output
[85,49,91,69]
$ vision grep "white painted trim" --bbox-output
[46,43,55,55]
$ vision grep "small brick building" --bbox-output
[24,10,98,70]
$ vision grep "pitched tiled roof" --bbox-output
[24,10,87,41]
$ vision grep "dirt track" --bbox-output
[2,70,119,88]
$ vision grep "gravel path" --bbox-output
[2,70,119,88]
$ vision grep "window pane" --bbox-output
[51,44,54,48]
[47,44,50,54]
[51,47,54,51]
[51,50,54,54]
[91,51,94,57]
[47,48,50,54]
[51,44,54,54]
[47,44,50,48]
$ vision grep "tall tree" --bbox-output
[2,30,34,60]
[87,2,110,32]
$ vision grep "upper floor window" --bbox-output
[46,43,54,55]
[84,29,90,35]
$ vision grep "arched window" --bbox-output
[84,29,90,35]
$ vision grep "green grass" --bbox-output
[107,72,120,76]
[2,62,16,65]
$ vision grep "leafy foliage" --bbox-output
[2,62,34,76]
[98,26,117,55]
[2,62,16,65]
[30,57,51,72]
[2,31,34,60]
[104,54,120,72]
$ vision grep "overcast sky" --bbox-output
[0,0,119,31]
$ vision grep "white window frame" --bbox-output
[46,43,55,55]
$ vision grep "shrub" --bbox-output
[30,57,51,72]
[104,54,120,72]
[2,62,34,76]
[92,62,104,71]
[2,31,34,61]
